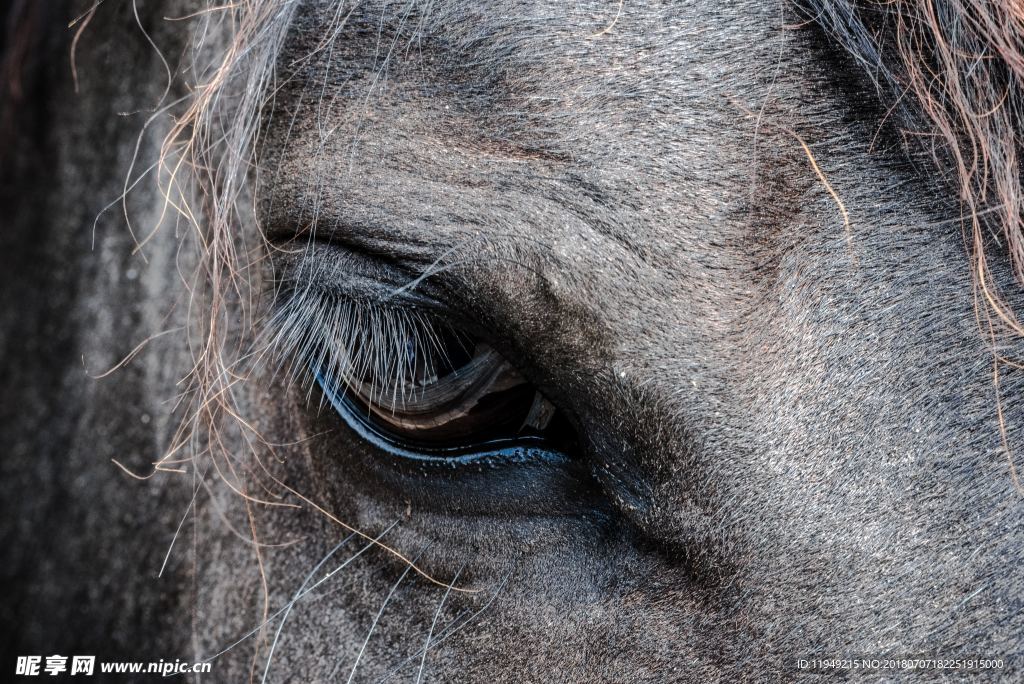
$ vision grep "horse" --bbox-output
[2,0,1023,680]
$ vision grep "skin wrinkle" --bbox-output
[2,0,1024,682]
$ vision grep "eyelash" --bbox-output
[264,288,451,410]
[263,280,584,471]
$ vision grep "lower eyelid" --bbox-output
[307,365,603,517]
[267,263,602,515]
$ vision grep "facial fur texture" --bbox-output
[2,1,1024,682]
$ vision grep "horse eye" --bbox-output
[312,317,577,460]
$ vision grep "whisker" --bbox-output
[203,521,398,663]
[259,532,357,684]
[416,564,464,684]
[337,547,425,683]
[375,569,514,683]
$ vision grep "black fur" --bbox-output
[2,1,1023,681]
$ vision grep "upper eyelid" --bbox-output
[273,239,454,312]
[263,256,533,412]
[268,231,553,350]
[263,224,564,379]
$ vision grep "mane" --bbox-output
[151,0,299,485]
[801,0,1024,339]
